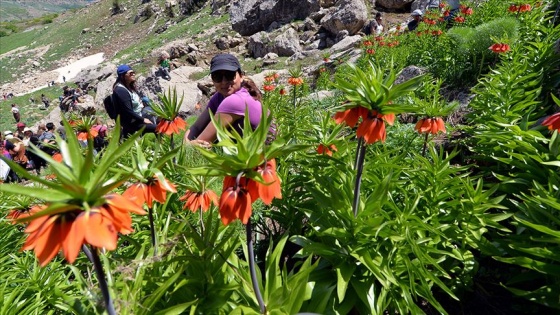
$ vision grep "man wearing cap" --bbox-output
[15,122,26,139]
[112,64,156,137]
[408,9,424,31]
[184,53,264,146]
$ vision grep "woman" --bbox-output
[112,64,156,137]
[184,53,263,147]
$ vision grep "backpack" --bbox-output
[103,94,118,119]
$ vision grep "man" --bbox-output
[112,64,156,137]
[11,104,20,123]
[39,122,56,143]
[408,9,423,31]
[14,122,25,139]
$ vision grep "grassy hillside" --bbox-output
[0,0,90,22]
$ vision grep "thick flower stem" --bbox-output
[421,133,429,157]
[352,139,367,217]
[354,137,364,170]
[292,86,297,110]
[148,207,157,255]
[199,208,205,235]
[87,246,116,315]
[246,219,266,314]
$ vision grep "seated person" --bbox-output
[112,64,156,137]
[408,9,424,31]
[184,53,264,147]
[362,12,384,35]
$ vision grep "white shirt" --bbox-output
[11,107,19,114]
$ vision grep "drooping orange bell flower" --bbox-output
[19,193,145,266]
[77,128,99,141]
[519,4,531,12]
[542,113,560,132]
[287,77,304,86]
[508,4,518,12]
[357,116,386,143]
[156,116,187,136]
[253,159,282,205]
[317,143,338,156]
[7,204,44,224]
[124,177,177,208]
[489,43,510,53]
[263,84,275,92]
[180,189,218,212]
[334,106,369,128]
[415,117,446,134]
[219,186,252,225]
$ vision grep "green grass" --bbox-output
[0,85,71,133]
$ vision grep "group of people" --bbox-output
[110,53,265,147]
[1,122,56,182]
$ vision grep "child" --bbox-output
[159,51,171,80]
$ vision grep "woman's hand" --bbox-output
[143,118,153,124]
[189,139,212,149]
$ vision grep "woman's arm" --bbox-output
[114,87,145,122]
[196,112,241,143]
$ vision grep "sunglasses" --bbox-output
[211,70,237,83]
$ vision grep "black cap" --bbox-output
[210,54,241,73]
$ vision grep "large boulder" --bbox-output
[376,0,414,9]
[230,0,321,36]
[248,27,302,58]
[320,0,368,35]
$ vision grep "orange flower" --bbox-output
[287,77,304,86]
[356,116,386,144]
[7,204,44,224]
[542,113,560,131]
[156,116,187,135]
[432,30,443,36]
[366,49,375,54]
[454,16,465,23]
[77,128,99,141]
[519,4,531,12]
[19,194,145,266]
[253,159,282,205]
[414,117,446,134]
[179,189,218,212]
[317,143,338,156]
[219,186,252,225]
[52,152,63,162]
[439,2,446,8]
[489,43,510,53]
[508,4,518,13]
[263,84,275,92]
[279,88,287,95]
[461,7,473,15]
[124,177,177,208]
[334,106,369,128]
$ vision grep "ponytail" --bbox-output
[241,77,262,102]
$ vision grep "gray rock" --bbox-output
[230,0,321,36]
[248,32,274,58]
[394,65,427,85]
[274,28,302,56]
[320,0,367,35]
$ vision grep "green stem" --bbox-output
[352,139,367,217]
[87,246,116,315]
[148,206,157,256]
[199,207,205,235]
[354,137,364,170]
[246,219,266,314]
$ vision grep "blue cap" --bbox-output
[210,54,241,73]
[117,64,132,75]
[141,96,150,104]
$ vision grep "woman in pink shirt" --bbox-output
[184,53,263,147]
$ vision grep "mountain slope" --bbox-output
[0,0,92,22]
